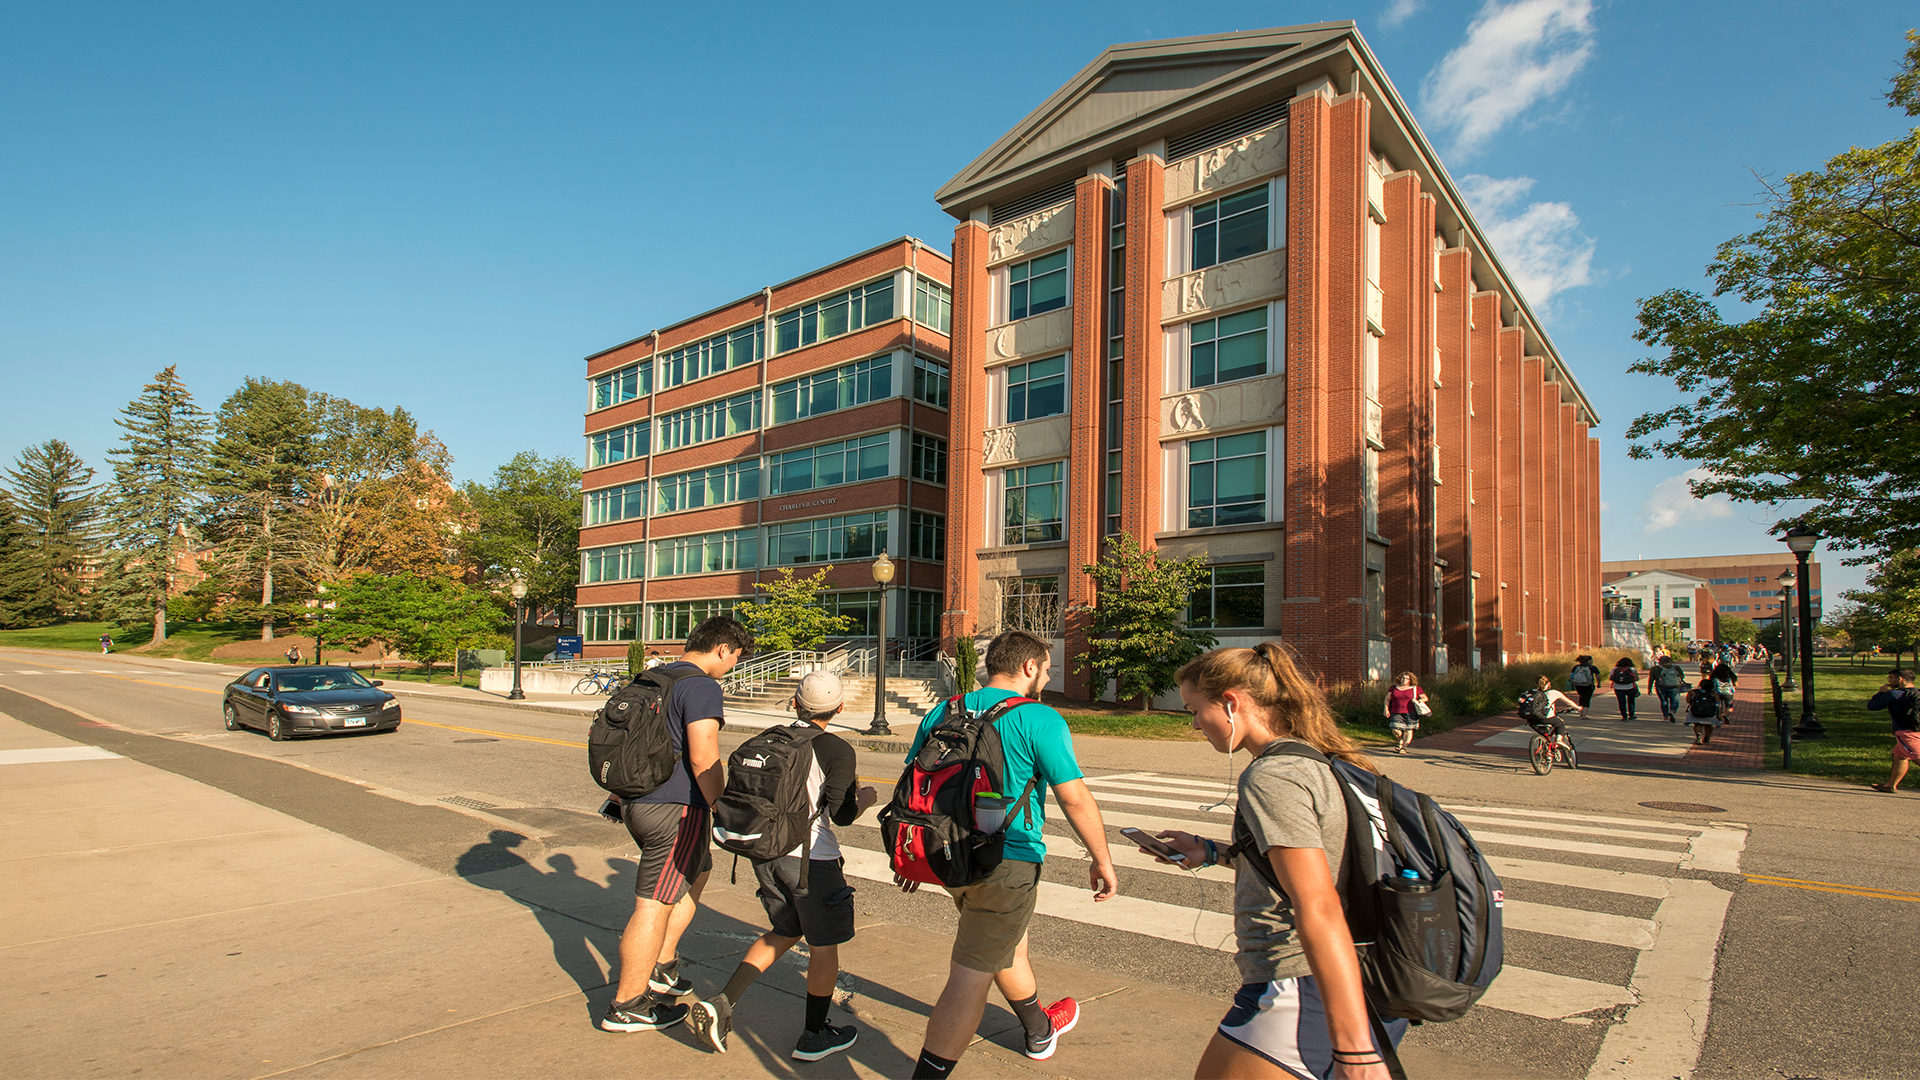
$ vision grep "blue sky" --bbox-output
[2,1,1911,601]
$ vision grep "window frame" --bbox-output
[587,420,652,469]
[1002,460,1066,545]
[914,276,953,335]
[589,360,653,412]
[1170,176,1287,277]
[764,511,890,567]
[584,481,648,526]
[1166,426,1283,533]
[658,323,765,392]
[766,433,893,496]
[1003,248,1071,323]
[909,511,946,562]
[774,276,897,354]
[770,353,894,425]
[1187,563,1267,629]
[1003,354,1068,425]
[1181,302,1281,390]
[910,433,948,485]
[650,528,759,578]
[653,460,761,515]
[656,389,764,453]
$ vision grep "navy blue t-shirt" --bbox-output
[635,661,727,808]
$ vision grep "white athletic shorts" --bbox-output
[1217,976,1408,1080]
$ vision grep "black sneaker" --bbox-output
[648,962,692,997]
[687,995,732,1053]
[600,996,688,1032]
[792,1022,858,1061]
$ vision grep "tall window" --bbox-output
[909,511,945,561]
[585,482,647,525]
[908,589,942,639]
[1362,445,1379,535]
[658,390,762,452]
[915,277,952,334]
[771,355,892,424]
[652,529,758,577]
[580,604,640,642]
[1188,431,1266,528]
[649,599,741,641]
[910,434,948,484]
[582,543,644,584]
[767,434,890,495]
[1005,355,1067,423]
[1189,307,1269,387]
[913,355,951,408]
[1189,564,1265,628]
[659,324,763,390]
[1008,250,1068,321]
[591,361,652,411]
[588,421,651,468]
[1105,179,1126,536]
[822,591,881,636]
[654,460,760,514]
[775,278,895,353]
[1004,462,1065,544]
[766,511,888,566]
[1001,576,1060,634]
[1192,185,1270,270]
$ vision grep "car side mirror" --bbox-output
[370,680,384,686]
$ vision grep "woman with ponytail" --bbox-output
[1139,642,1400,1080]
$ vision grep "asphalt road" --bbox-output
[2,647,1914,1080]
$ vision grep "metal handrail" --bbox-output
[721,650,826,697]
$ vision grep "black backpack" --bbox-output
[712,724,829,881]
[1228,743,1504,1043]
[587,666,703,799]
[1687,687,1721,719]
[1517,688,1550,721]
[879,694,1036,889]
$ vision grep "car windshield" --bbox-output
[276,669,374,692]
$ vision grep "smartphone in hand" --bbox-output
[1120,827,1186,863]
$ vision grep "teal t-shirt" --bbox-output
[904,687,1084,864]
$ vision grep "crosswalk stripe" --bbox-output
[1469,830,1684,865]
[1488,856,1670,899]
[1090,772,1234,795]
[1451,813,1694,846]
[1086,777,1236,799]
[1503,900,1656,949]
[1079,789,1235,815]
[1446,804,1708,834]
[1479,965,1635,1021]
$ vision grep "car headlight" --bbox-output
[282,704,322,715]
[382,700,400,711]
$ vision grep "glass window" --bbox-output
[766,511,888,566]
[1006,355,1067,423]
[774,278,896,353]
[767,434,891,495]
[1675,617,1691,630]
[585,482,648,526]
[822,591,881,637]
[1189,564,1265,628]
[771,355,893,424]
[1189,307,1269,387]
[915,277,952,334]
[580,604,641,643]
[588,421,651,469]
[1004,461,1065,544]
[581,543,644,584]
[1008,250,1068,321]
[908,589,942,639]
[658,390,763,452]
[910,434,948,485]
[648,599,742,641]
[1188,431,1266,528]
[910,511,945,562]
[659,323,763,391]
[651,529,758,577]
[590,361,652,411]
[654,460,760,514]
[913,355,951,409]
[1001,576,1060,635]
[1193,185,1270,271]
[1673,597,1691,609]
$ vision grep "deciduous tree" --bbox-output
[104,366,210,642]
[1075,533,1217,710]
[324,573,502,682]
[736,567,853,653]
[457,452,582,612]
[0,440,100,626]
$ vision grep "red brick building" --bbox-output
[1603,554,1823,632]
[934,23,1604,695]
[575,239,953,658]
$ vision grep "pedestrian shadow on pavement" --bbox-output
[455,830,621,994]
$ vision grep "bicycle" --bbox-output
[1527,714,1582,775]
[572,669,625,695]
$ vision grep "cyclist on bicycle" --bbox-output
[1519,675,1585,740]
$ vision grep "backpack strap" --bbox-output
[973,696,1039,831]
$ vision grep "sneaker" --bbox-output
[792,1021,858,1061]
[648,963,692,997]
[1024,998,1079,1060]
[687,995,732,1053]
[600,996,688,1032]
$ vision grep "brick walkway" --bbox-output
[1683,659,1764,769]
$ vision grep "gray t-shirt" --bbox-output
[1232,740,1350,984]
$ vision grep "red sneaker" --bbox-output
[1024,998,1079,1060]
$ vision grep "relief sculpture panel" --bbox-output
[983,416,1070,466]
[1160,248,1287,323]
[1163,124,1288,206]
[986,203,1074,266]
[1159,374,1286,440]
[983,305,1073,363]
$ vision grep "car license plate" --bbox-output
[344,717,366,727]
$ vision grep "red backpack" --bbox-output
[879,694,1036,888]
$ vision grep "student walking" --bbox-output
[1608,657,1641,721]
[1144,643,1405,1080]
[1383,672,1428,755]
[1710,657,1738,723]
[98,634,112,654]
[689,671,875,1059]
[1568,655,1601,710]
[284,644,302,666]
[1867,668,1919,793]
[901,630,1118,1079]
[1684,677,1724,745]
[599,617,751,1034]
[1649,654,1689,722]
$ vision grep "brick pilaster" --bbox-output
[1121,154,1165,549]
[942,220,990,652]
[1520,357,1547,656]
[1587,435,1602,647]
[1436,250,1473,665]
[1065,175,1113,700]
[1468,291,1502,664]
[1378,172,1428,675]
[1497,327,1526,660]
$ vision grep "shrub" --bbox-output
[1328,649,1650,735]
[956,636,979,695]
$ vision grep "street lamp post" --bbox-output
[508,580,528,701]
[1784,527,1824,738]
[868,553,895,736]
[1778,570,1797,693]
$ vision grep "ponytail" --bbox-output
[1177,642,1379,774]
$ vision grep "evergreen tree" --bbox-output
[105,366,210,643]
[0,490,31,627]
[202,378,317,640]
[0,440,100,625]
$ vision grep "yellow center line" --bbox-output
[402,718,587,750]
[1746,875,1920,902]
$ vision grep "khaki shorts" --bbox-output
[947,858,1042,973]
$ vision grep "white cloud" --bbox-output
[1640,469,1736,533]
[1420,0,1595,157]
[1380,0,1425,29]
[1457,173,1595,310]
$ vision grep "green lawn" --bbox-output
[0,620,151,652]
[1766,658,1907,788]
[1061,711,1204,740]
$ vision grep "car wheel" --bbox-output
[223,702,241,731]
[267,712,287,741]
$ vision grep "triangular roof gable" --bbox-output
[936,23,1355,212]
[1615,570,1711,587]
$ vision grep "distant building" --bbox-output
[1602,553,1821,631]
[1605,570,1718,642]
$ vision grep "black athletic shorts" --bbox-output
[752,855,856,946]
[623,801,712,903]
